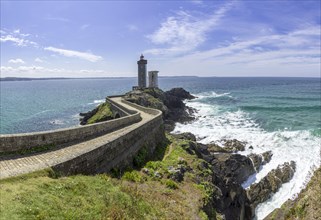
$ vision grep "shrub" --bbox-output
[122,171,144,183]
[165,179,178,189]
[145,161,162,170]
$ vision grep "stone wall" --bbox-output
[52,109,164,175]
[0,96,165,178]
[0,97,141,153]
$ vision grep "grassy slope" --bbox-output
[265,167,321,220]
[0,134,219,220]
[87,102,113,124]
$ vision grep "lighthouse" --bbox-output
[137,54,147,88]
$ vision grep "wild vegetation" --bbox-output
[0,134,221,220]
[87,102,114,124]
[265,167,321,220]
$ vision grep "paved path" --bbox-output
[0,97,155,179]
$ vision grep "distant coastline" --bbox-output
[0,76,199,82]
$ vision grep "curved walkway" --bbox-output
[0,97,156,179]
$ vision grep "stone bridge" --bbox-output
[0,96,165,179]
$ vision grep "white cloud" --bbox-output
[0,29,37,47]
[8,58,25,64]
[34,58,44,63]
[44,46,103,62]
[154,25,320,77]
[1,35,27,46]
[0,65,106,78]
[145,2,235,55]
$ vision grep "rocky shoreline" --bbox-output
[79,87,306,220]
[122,88,301,220]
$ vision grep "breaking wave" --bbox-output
[173,92,321,220]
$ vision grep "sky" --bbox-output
[0,0,320,78]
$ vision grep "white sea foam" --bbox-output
[88,99,105,105]
[195,91,231,100]
[49,119,65,125]
[173,94,321,220]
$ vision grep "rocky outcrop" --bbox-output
[79,102,114,125]
[165,87,195,100]
[124,88,196,131]
[79,107,99,125]
[172,132,196,141]
[206,139,247,153]
[222,139,246,152]
[248,151,273,172]
[247,161,296,213]
[183,141,254,219]
[264,166,321,220]
[180,136,298,220]
[211,154,256,185]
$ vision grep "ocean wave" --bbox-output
[173,101,321,220]
[193,91,232,100]
[88,99,105,105]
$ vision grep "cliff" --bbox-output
[79,100,115,125]
[79,87,196,129]
[264,166,321,220]
[77,88,301,219]
[123,87,196,131]
[2,88,316,220]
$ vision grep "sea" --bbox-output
[1,77,320,219]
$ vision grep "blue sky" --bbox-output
[1,0,320,78]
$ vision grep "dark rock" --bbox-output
[123,87,196,128]
[172,132,196,141]
[262,151,273,164]
[79,107,99,125]
[247,161,296,214]
[222,139,246,152]
[165,87,195,100]
[212,173,253,220]
[207,143,229,153]
[248,151,273,172]
[167,165,186,182]
[198,161,209,170]
[188,139,254,219]
[248,153,263,172]
[164,120,175,132]
[124,89,169,116]
[212,153,256,185]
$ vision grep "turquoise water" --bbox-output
[169,77,320,219]
[1,77,320,135]
[0,77,320,219]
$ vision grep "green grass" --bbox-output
[0,170,158,220]
[87,102,113,124]
[165,179,179,189]
[0,134,218,220]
